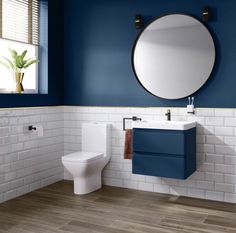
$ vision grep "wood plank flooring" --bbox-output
[0,181,236,233]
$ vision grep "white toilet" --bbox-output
[62,122,111,195]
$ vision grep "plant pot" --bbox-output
[15,72,24,93]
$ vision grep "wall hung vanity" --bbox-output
[132,121,196,179]
[132,14,216,99]
[130,14,207,178]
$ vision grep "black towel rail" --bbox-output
[123,116,142,131]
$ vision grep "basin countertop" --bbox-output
[132,120,196,130]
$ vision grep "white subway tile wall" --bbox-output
[0,107,64,203]
[2,106,236,204]
[64,106,236,203]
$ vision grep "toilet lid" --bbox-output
[62,151,104,163]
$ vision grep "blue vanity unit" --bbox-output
[132,121,196,180]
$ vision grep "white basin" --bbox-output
[132,120,196,130]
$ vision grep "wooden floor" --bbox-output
[1,181,236,233]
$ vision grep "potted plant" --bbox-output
[0,49,39,93]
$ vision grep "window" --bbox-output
[0,0,40,93]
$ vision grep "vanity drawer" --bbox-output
[132,153,186,179]
[133,129,185,155]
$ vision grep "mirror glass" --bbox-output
[132,14,215,99]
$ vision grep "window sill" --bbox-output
[0,89,38,94]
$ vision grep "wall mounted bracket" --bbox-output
[203,6,210,22]
[135,15,143,29]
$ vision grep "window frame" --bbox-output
[0,39,39,94]
[0,0,40,94]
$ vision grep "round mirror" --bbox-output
[132,14,216,99]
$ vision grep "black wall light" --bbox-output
[203,6,210,22]
[135,15,143,29]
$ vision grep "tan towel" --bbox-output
[124,129,132,160]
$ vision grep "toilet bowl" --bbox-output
[62,123,111,195]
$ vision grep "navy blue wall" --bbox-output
[64,0,236,108]
[0,0,64,108]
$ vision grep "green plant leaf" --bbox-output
[8,48,18,69]
[21,60,27,67]
[21,50,27,60]
[9,48,18,60]
[17,50,28,68]
[1,49,39,73]
[16,55,24,69]
[0,59,10,69]
[24,59,39,69]
[1,57,15,71]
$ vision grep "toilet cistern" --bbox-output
[62,123,111,195]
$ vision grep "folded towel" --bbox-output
[124,129,132,160]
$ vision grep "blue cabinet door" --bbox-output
[133,153,185,179]
[132,128,196,179]
[133,129,184,155]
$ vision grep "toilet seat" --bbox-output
[62,151,104,163]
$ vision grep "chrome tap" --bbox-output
[165,109,171,121]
